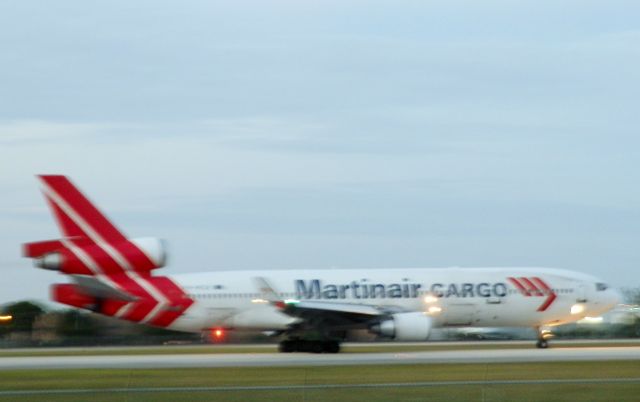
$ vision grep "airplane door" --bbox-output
[576,282,588,302]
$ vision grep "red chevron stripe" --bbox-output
[40,176,128,243]
[519,277,543,297]
[62,239,159,321]
[146,277,194,327]
[110,241,157,272]
[55,244,93,276]
[108,274,159,321]
[101,299,129,316]
[66,238,127,275]
[531,277,557,312]
[508,277,531,296]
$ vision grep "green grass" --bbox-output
[1,340,639,357]
[3,386,640,402]
[0,362,639,401]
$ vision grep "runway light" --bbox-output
[571,303,585,315]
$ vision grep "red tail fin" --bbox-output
[24,175,194,328]
[26,175,162,274]
[38,175,128,243]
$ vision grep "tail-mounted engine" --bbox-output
[23,237,167,275]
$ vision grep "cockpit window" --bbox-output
[596,283,608,291]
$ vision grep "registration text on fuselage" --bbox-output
[295,279,508,300]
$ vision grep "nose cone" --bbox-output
[608,288,622,308]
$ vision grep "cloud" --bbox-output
[0,120,110,144]
[1,1,640,304]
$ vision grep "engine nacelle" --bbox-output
[371,312,433,341]
[130,237,168,268]
[34,252,64,271]
[31,237,167,274]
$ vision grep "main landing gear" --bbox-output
[535,326,552,349]
[279,339,341,353]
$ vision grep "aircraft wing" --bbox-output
[288,300,382,316]
[280,300,408,329]
[70,275,138,302]
[254,276,404,328]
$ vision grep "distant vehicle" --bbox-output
[23,176,619,352]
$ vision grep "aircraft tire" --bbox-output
[279,339,342,353]
[323,341,341,353]
[279,340,295,353]
[311,341,324,354]
[536,339,549,349]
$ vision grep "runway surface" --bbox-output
[2,378,640,397]
[1,346,640,370]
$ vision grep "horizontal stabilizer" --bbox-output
[71,275,138,302]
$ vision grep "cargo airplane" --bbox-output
[23,176,620,352]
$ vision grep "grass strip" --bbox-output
[1,362,639,402]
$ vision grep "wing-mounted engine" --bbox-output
[370,312,433,341]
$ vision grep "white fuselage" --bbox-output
[165,267,619,334]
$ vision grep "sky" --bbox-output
[1,1,640,306]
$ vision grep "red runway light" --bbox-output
[211,328,224,342]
